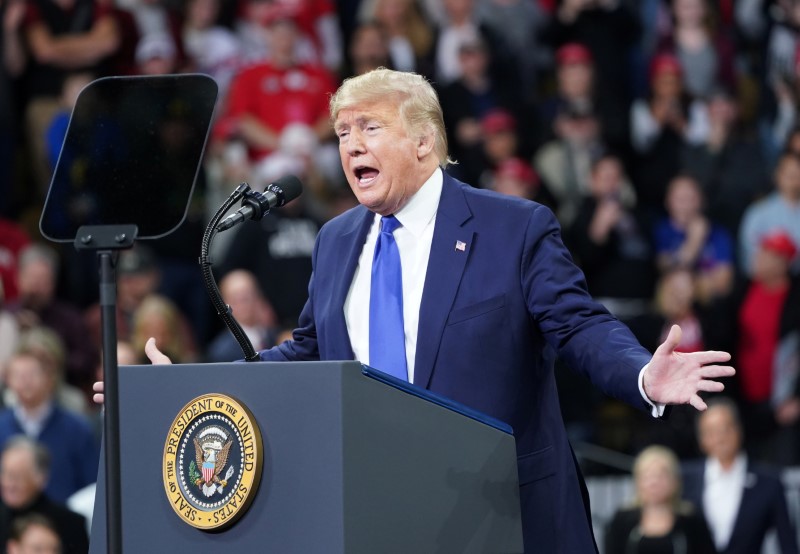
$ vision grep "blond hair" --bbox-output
[632,445,691,513]
[329,68,453,167]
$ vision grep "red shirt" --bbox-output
[0,219,31,303]
[737,281,790,402]
[216,62,337,160]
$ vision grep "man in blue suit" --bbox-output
[139,68,734,552]
[683,398,799,554]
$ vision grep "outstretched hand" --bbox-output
[92,338,175,404]
[642,324,735,411]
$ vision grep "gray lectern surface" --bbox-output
[90,361,523,553]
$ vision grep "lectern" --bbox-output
[89,361,523,553]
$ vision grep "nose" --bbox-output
[345,129,365,156]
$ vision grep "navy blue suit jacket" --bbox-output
[683,459,799,554]
[259,173,654,552]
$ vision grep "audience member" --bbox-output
[216,194,321,328]
[358,0,434,76]
[1,0,26,218]
[534,103,609,227]
[0,437,87,553]
[655,0,737,100]
[475,0,549,98]
[7,327,88,416]
[567,154,655,321]
[0,301,20,376]
[19,0,121,195]
[437,41,527,186]
[6,513,62,554]
[181,0,241,101]
[733,231,800,463]
[680,86,770,238]
[488,157,553,209]
[654,175,734,305]
[134,31,178,76]
[213,16,337,163]
[0,217,30,304]
[543,0,640,131]
[84,245,198,357]
[475,108,524,187]
[545,41,629,151]
[8,244,97,390]
[630,53,709,215]
[44,71,94,170]
[738,151,800,276]
[605,445,716,553]
[633,268,705,354]
[130,295,198,364]
[683,398,799,554]
[343,21,392,78]
[206,270,279,362]
[0,350,97,503]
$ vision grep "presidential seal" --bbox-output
[162,394,262,530]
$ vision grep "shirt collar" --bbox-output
[13,401,54,433]
[389,168,443,238]
[706,452,747,481]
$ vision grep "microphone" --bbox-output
[217,175,303,232]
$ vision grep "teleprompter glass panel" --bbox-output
[40,74,218,241]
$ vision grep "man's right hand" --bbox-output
[92,338,174,404]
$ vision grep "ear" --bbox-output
[416,129,435,160]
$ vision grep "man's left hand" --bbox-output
[642,324,735,410]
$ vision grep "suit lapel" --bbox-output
[414,175,473,388]
[327,207,374,360]
[726,463,757,549]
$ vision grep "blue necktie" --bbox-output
[369,215,408,381]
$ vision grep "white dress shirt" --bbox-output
[703,453,747,550]
[344,168,442,383]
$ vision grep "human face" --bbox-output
[335,100,434,215]
[0,448,44,509]
[558,64,593,99]
[776,156,800,202]
[18,260,55,310]
[6,355,54,410]
[698,405,741,464]
[590,158,623,198]
[7,524,61,554]
[635,456,677,507]
[666,178,701,226]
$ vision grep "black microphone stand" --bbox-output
[200,183,260,361]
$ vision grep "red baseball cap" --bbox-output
[481,109,516,135]
[495,158,538,187]
[650,53,683,80]
[556,43,592,66]
[761,231,798,261]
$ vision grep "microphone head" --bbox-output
[266,175,303,207]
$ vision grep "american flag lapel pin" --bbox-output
[455,240,466,252]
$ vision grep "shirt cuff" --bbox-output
[639,363,665,418]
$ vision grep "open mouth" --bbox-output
[354,166,379,185]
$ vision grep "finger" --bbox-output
[92,381,104,393]
[144,337,172,365]
[698,365,736,379]
[688,350,732,365]
[93,393,105,405]
[655,324,682,355]
[689,394,708,411]
[695,380,725,393]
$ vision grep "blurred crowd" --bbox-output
[2,0,800,551]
